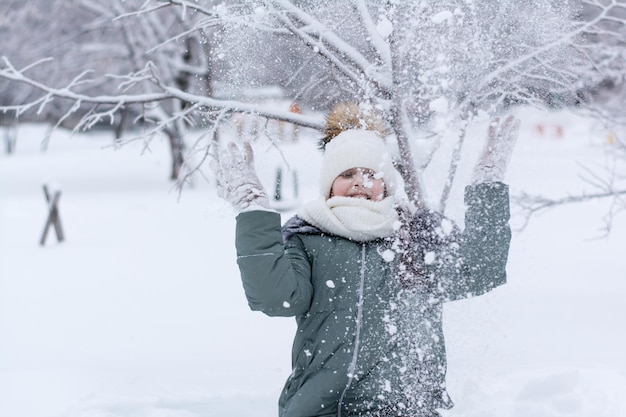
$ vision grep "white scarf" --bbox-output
[297,196,400,242]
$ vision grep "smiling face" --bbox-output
[330,167,386,201]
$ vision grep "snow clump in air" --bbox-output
[382,379,392,393]
[429,97,449,114]
[431,10,453,24]
[381,249,395,263]
[435,218,455,239]
[253,6,266,18]
[424,251,436,265]
[376,16,393,38]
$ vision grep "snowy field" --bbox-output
[1,108,625,417]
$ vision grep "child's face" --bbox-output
[330,167,386,201]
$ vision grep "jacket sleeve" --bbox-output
[235,210,313,317]
[437,182,512,301]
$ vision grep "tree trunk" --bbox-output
[4,126,17,154]
[388,13,424,208]
[166,126,185,181]
[2,112,18,155]
[114,107,128,141]
[389,106,424,208]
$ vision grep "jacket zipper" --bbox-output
[337,243,367,416]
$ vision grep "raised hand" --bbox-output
[209,141,270,211]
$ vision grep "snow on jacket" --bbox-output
[235,183,511,417]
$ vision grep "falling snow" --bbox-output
[429,96,449,114]
[431,10,453,24]
[0,109,624,417]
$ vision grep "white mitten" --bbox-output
[471,115,521,184]
[209,141,270,211]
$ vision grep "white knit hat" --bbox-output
[319,129,398,198]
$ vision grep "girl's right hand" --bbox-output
[209,141,270,211]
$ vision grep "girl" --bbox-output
[210,104,519,417]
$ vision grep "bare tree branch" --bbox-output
[512,189,626,233]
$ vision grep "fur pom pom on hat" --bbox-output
[318,103,398,199]
[320,102,389,149]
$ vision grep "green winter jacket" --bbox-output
[235,183,511,417]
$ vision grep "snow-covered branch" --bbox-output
[2,0,625,212]
[268,0,391,98]
[0,57,324,130]
[0,58,171,108]
[354,0,391,68]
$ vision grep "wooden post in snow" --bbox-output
[40,184,65,246]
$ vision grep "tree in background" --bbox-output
[1,0,624,214]
[0,0,97,152]
[0,0,213,179]
[512,0,626,232]
[75,0,215,180]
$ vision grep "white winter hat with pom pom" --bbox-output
[318,128,398,199]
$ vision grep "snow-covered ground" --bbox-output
[1,108,625,417]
